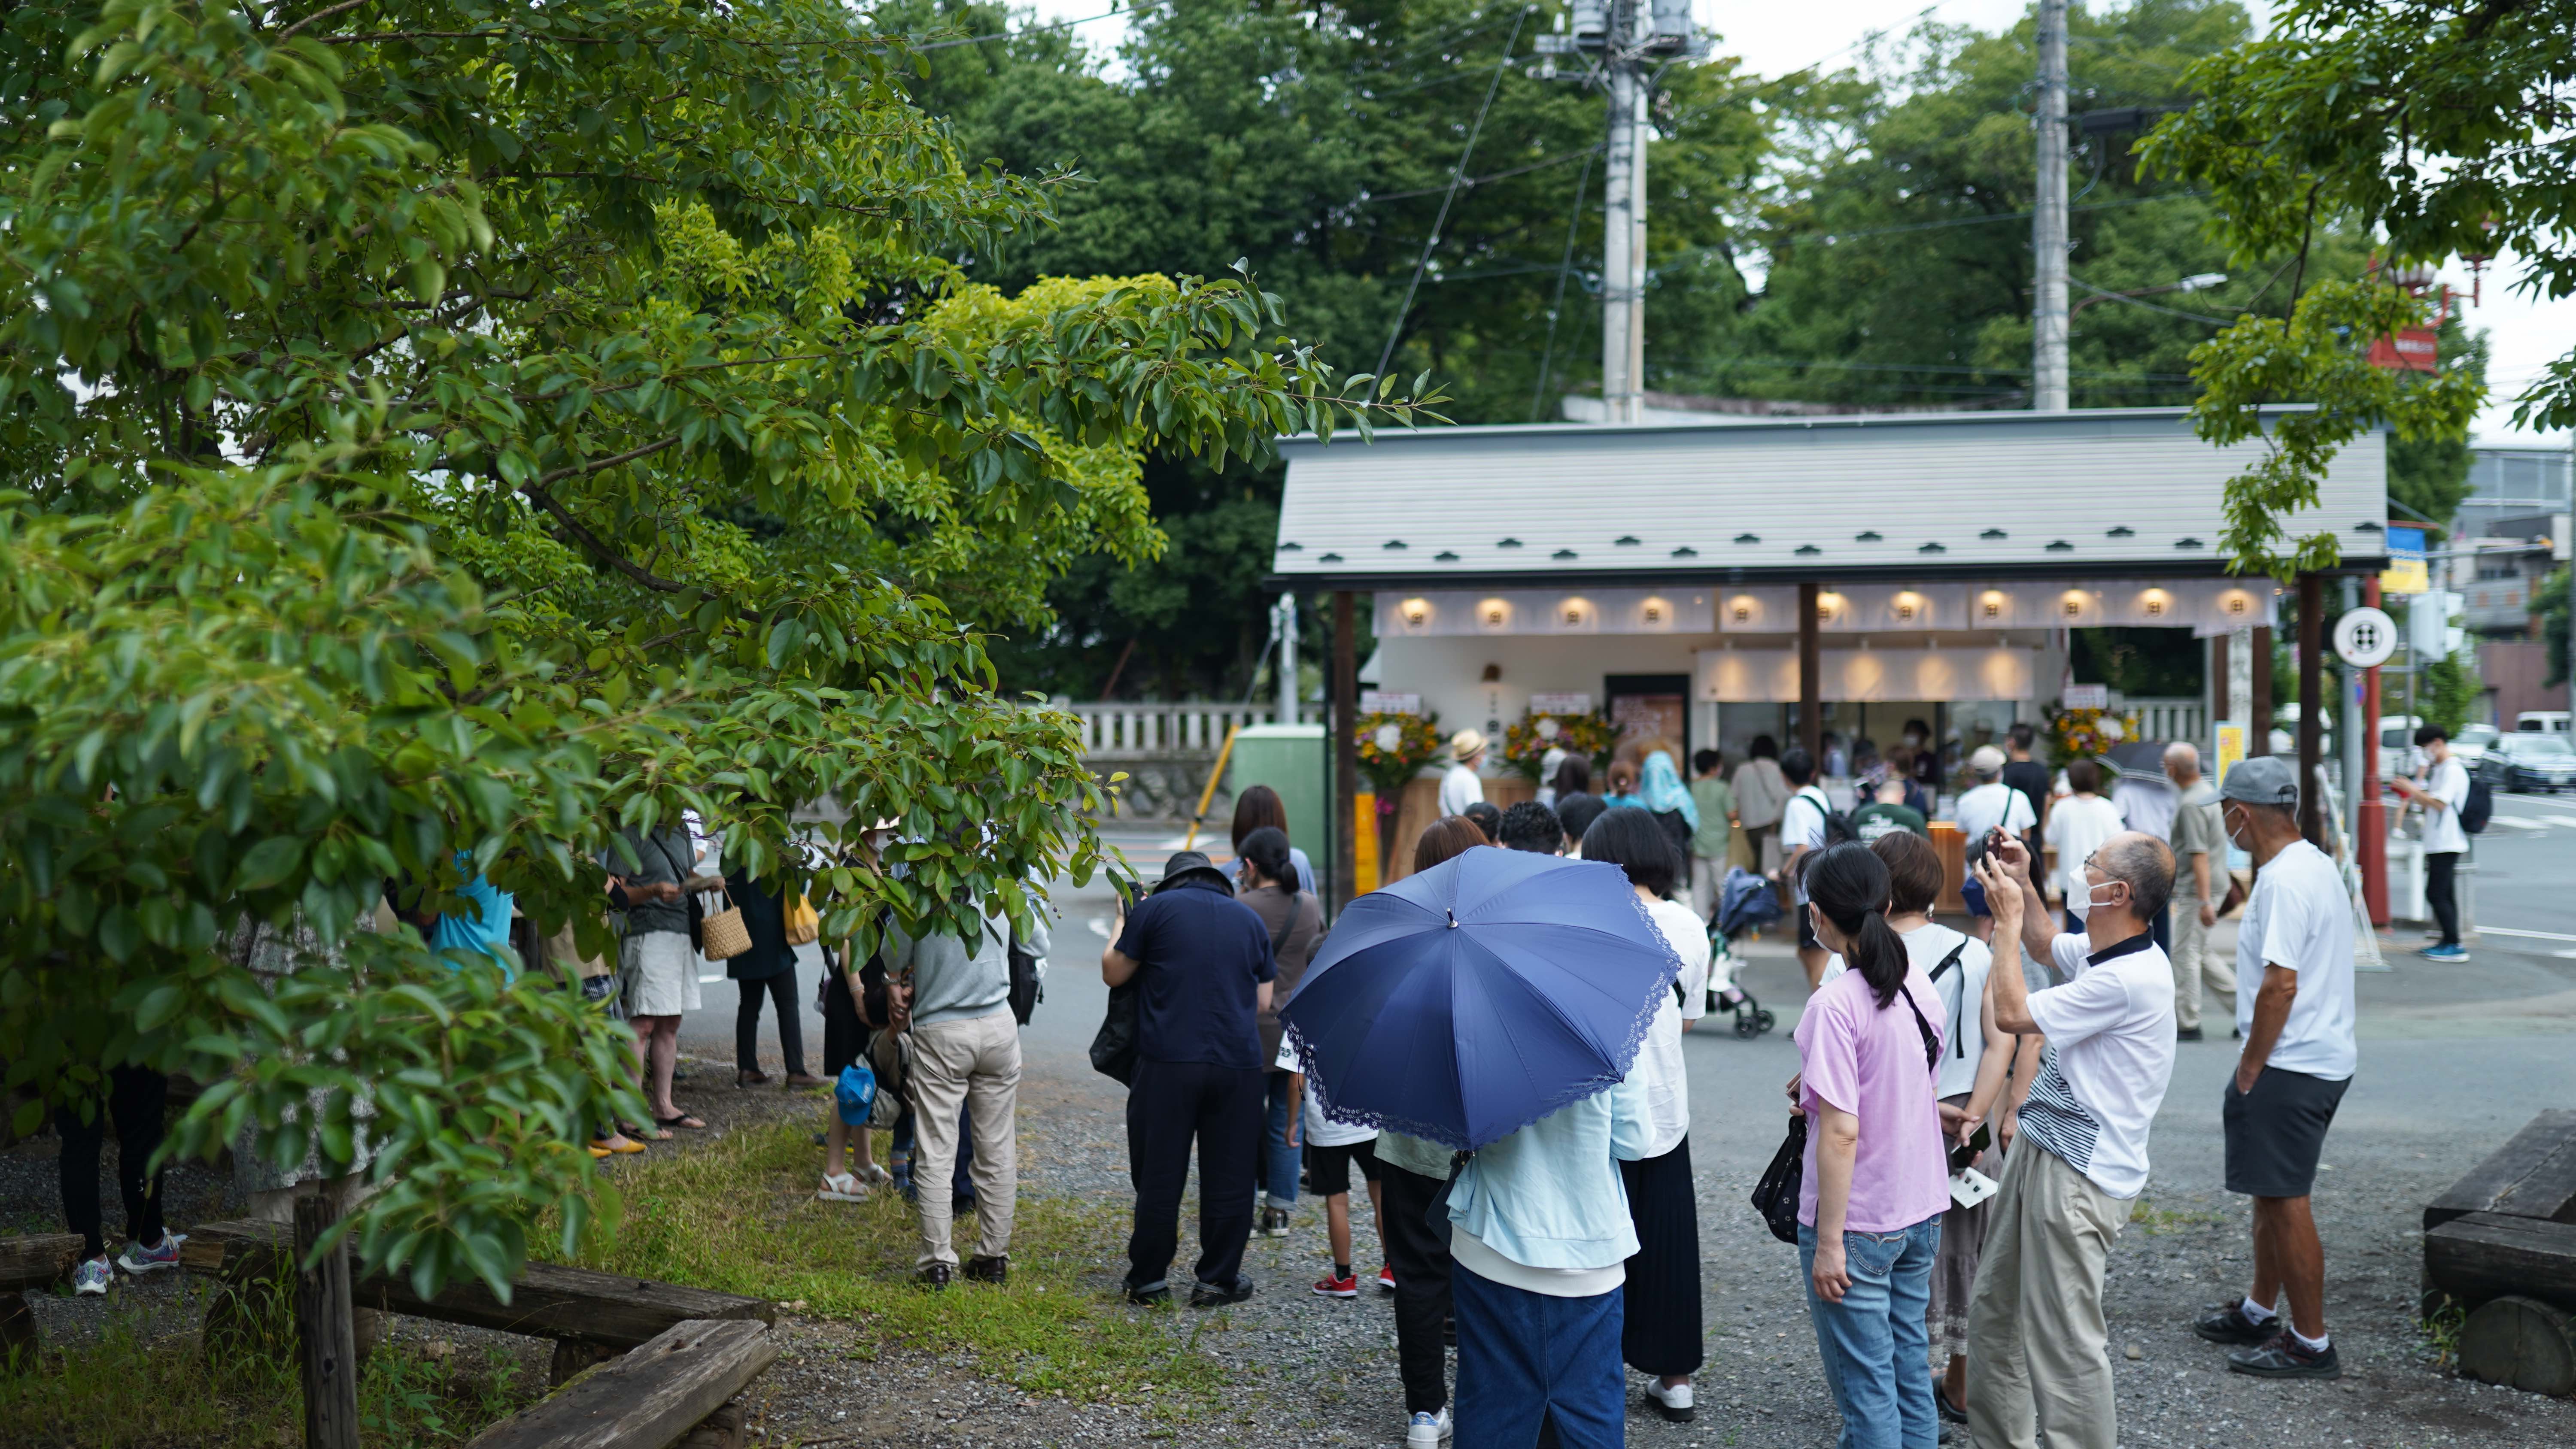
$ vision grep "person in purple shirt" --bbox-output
[1787,842,1952,1449]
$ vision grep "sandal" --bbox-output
[620,1121,672,1142]
[656,1113,708,1131]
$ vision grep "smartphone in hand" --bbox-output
[1950,1120,1992,1173]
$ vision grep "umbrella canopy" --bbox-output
[1279,848,1680,1151]
[2105,740,2176,783]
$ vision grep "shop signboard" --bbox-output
[1359,691,1420,715]
[2381,524,2428,595]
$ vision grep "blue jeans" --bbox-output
[1799,1217,1941,1449]
[1453,1261,1624,1449]
[1262,1071,1301,1210]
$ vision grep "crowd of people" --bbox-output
[36,716,2373,1449]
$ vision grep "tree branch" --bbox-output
[278,0,377,42]
[515,437,688,593]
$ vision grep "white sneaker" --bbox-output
[817,1172,869,1202]
[1404,1407,1452,1445]
[72,1255,112,1296]
[1644,1378,1695,1422]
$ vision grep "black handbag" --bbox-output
[1089,983,1139,1085]
[1751,978,1947,1245]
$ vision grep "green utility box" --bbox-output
[1227,724,1329,884]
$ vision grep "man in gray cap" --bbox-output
[2190,756,2354,1379]
[1101,850,1279,1307]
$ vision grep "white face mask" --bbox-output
[2084,879,2129,912]
[2222,805,2253,852]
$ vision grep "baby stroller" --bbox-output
[1707,867,1781,1039]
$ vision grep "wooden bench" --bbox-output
[0,1234,84,1362]
[180,1220,773,1382]
[464,1317,777,1449]
[2426,1112,2576,1397]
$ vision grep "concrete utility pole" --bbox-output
[1273,592,1300,726]
[2032,0,2071,411]
[1542,0,1698,424]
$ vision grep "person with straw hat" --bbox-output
[1440,729,1488,818]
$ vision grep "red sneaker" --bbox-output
[1312,1271,1360,1299]
[1377,1264,1397,1293]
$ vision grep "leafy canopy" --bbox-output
[2140,0,2571,574]
[0,0,1433,1297]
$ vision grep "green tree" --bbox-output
[0,0,1429,1295]
[2138,0,2572,575]
[1692,1,2351,409]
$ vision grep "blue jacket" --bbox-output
[1446,1068,1653,1271]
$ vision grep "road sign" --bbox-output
[2333,606,2398,668]
[2381,523,2428,594]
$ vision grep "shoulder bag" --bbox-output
[1750,974,1947,1244]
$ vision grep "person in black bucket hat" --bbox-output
[1100,849,1281,1306]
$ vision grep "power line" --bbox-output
[1530,106,1614,421]
[2068,277,2235,325]
[1359,144,1604,206]
[908,1,1163,52]
[1376,6,1534,379]
[1810,190,2206,244]
[1780,0,1965,79]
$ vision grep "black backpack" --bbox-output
[2461,776,2494,836]
[1795,787,1859,848]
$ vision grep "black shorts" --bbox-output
[2223,1067,2351,1198]
[1308,1137,1381,1197]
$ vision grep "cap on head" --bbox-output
[1450,728,1487,760]
[1968,744,2006,777]
[2218,755,2299,808]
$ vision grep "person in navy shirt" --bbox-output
[1102,849,1279,1306]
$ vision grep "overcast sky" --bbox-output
[1019,0,2569,446]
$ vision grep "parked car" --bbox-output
[2516,710,2570,735]
[2451,722,2500,770]
[2476,732,2576,794]
[2378,714,2423,780]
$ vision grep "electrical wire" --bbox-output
[2067,277,2235,325]
[1529,107,1613,421]
[1375,6,1534,379]
[1358,143,1605,206]
[907,1,1164,52]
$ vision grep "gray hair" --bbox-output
[2096,832,2176,923]
[2163,740,2200,775]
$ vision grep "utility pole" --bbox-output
[1273,592,1300,726]
[1540,0,1699,424]
[2032,0,2070,411]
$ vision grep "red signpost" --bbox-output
[2360,576,2390,926]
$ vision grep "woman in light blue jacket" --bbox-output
[1446,1067,1653,1449]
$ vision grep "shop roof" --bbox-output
[1269,407,2388,588]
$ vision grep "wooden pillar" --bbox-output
[2297,573,2326,846]
[295,1194,360,1449]
[1332,590,1359,916]
[2250,623,2274,750]
[1798,580,1823,765]
[2208,632,2229,725]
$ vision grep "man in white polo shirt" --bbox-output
[1964,829,2178,1449]
[2190,756,2355,1379]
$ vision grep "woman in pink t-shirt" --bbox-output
[1788,842,1954,1449]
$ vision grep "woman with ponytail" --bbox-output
[1786,842,1954,1449]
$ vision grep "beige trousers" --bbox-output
[2168,896,2236,1032]
[1965,1143,2134,1449]
[906,1009,1022,1269]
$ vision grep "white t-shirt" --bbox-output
[2017,932,2178,1198]
[1953,781,2036,846]
[2113,779,2177,843]
[1781,785,1832,903]
[2234,839,2358,1081]
[2044,793,2126,917]
[1439,763,1484,817]
[1819,922,1993,1100]
[1276,1037,1380,1147]
[1631,896,1712,1157]
[2419,756,2470,856]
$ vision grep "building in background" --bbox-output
[2464,445,2574,725]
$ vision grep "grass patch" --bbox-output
[556,1117,1225,1410]
[0,1284,540,1448]
[2418,1298,2466,1369]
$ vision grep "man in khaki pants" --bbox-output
[2163,743,2236,1040]
[888,907,1045,1289]
[1966,831,2178,1449]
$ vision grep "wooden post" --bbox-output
[295,1194,360,1449]
[2207,632,2229,725]
[2297,573,2325,846]
[1797,580,1823,765]
[1332,591,1359,917]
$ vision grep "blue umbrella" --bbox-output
[1279,847,1681,1151]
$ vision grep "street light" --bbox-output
[2069,271,2230,318]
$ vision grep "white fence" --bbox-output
[1059,701,1279,759]
[2116,695,2206,743]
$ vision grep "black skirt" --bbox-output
[1619,1134,1704,1377]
